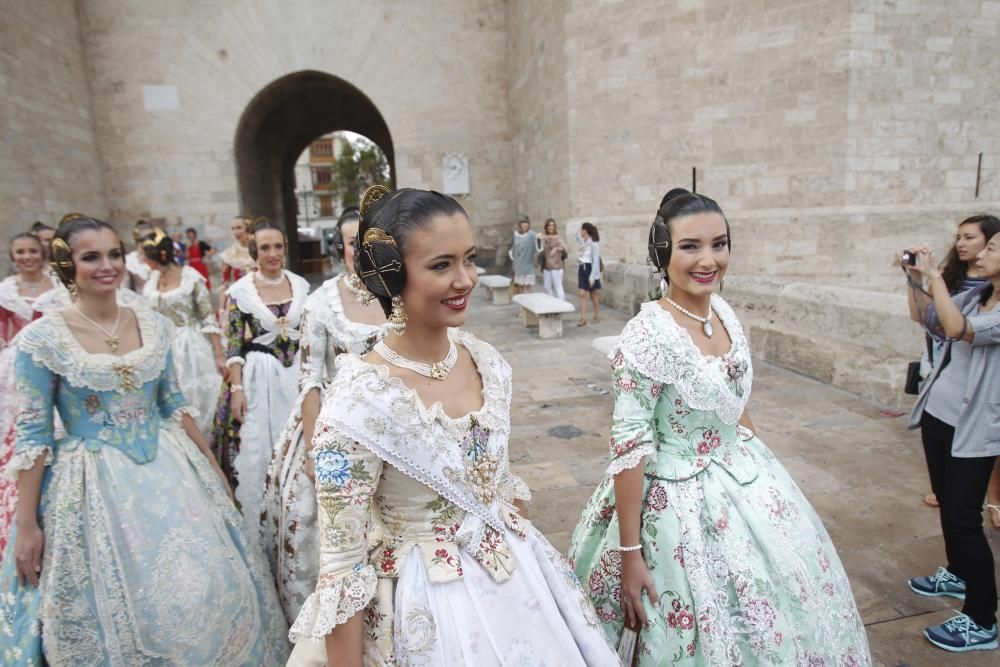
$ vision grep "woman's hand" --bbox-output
[15,522,45,587]
[215,353,229,380]
[900,244,931,277]
[913,245,939,278]
[620,550,660,630]
[230,388,247,422]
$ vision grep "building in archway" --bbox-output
[2,0,998,406]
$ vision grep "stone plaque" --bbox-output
[442,153,469,194]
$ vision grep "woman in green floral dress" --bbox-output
[569,189,871,665]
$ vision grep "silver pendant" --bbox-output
[703,320,713,338]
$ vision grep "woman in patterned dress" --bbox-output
[261,208,390,623]
[569,189,870,665]
[212,218,310,532]
[141,228,226,436]
[0,214,287,666]
[286,187,618,666]
[0,233,64,559]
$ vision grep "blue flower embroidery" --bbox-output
[315,448,351,486]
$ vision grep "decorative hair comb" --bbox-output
[59,212,88,227]
[360,185,391,219]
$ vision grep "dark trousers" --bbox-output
[921,412,998,628]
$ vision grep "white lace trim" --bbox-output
[125,251,151,280]
[142,266,205,300]
[0,276,37,322]
[500,471,533,502]
[613,295,753,424]
[17,305,172,392]
[288,565,378,642]
[606,444,656,476]
[317,274,393,352]
[226,271,310,345]
[3,444,52,480]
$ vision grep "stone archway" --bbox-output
[234,70,394,271]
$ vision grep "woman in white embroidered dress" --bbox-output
[287,187,618,666]
[213,218,310,530]
[141,228,227,436]
[0,215,288,666]
[0,233,63,559]
[261,208,389,623]
[569,189,870,665]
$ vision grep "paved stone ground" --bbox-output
[461,291,1000,667]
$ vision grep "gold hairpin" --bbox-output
[362,228,397,249]
[59,212,87,227]
[360,185,390,218]
[141,227,168,248]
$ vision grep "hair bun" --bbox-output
[659,188,691,209]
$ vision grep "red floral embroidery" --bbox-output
[645,483,669,511]
[380,547,396,573]
[616,376,638,393]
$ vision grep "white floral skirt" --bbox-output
[236,351,299,533]
[261,394,320,624]
[288,526,620,666]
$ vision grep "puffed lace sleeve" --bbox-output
[223,299,247,367]
[5,348,57,478]
[288,420,383,642]
[297,308,328,395]
[192,276,221,335]
[606,349,662,476]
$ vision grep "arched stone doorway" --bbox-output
[234,70,395,271]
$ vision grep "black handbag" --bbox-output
[904,334,934,395]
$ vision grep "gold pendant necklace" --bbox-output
[73,303,122,352]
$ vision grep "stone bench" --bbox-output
[512,293,576,339]
[479,275,512,305]
[591,335,620,356]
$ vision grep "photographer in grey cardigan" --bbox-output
[901,234,1000,653]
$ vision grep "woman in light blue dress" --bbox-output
[0,215,287,666]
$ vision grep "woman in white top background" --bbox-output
[577,221,602,326]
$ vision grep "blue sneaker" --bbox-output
[924,613,998,652]
[908,567,966,600]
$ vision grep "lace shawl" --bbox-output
[321,330,514,536]
[0,276,35,323]
[613,296,753,425]
[226,271,310,345]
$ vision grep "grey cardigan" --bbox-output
[908,283,1000,457]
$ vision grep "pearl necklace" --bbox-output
[663,296,715,338]
[17,276,47,294]
[73,303,123,352]
[255,271,286,287]
[375,340,458,380]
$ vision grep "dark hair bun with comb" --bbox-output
[648,188,731,284]
[354,188,466,317]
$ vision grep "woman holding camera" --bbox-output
[904,235,1000,652]
[908,215,1000,510]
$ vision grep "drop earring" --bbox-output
[388,295,407,335]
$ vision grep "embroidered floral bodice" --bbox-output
[224,271,311,369]
[10,307,188,471]
[290,331,532,638]
[297,274,391,396]
[142,265,221,334]
[607,296,757,481]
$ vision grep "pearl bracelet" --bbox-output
[617,544,643,552]
[230,384,244,393]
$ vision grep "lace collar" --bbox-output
[143,265,205,300]
[227,271,310,345]
[613,295,753,424]
[0,276,39,322]
[310,274,392,349]
[322,330,512,530]
[220,243,253,268]
[17,303,172,392]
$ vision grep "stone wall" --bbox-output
[507,0,999,406]
[76,0,517,253]
[0,0,108,274]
